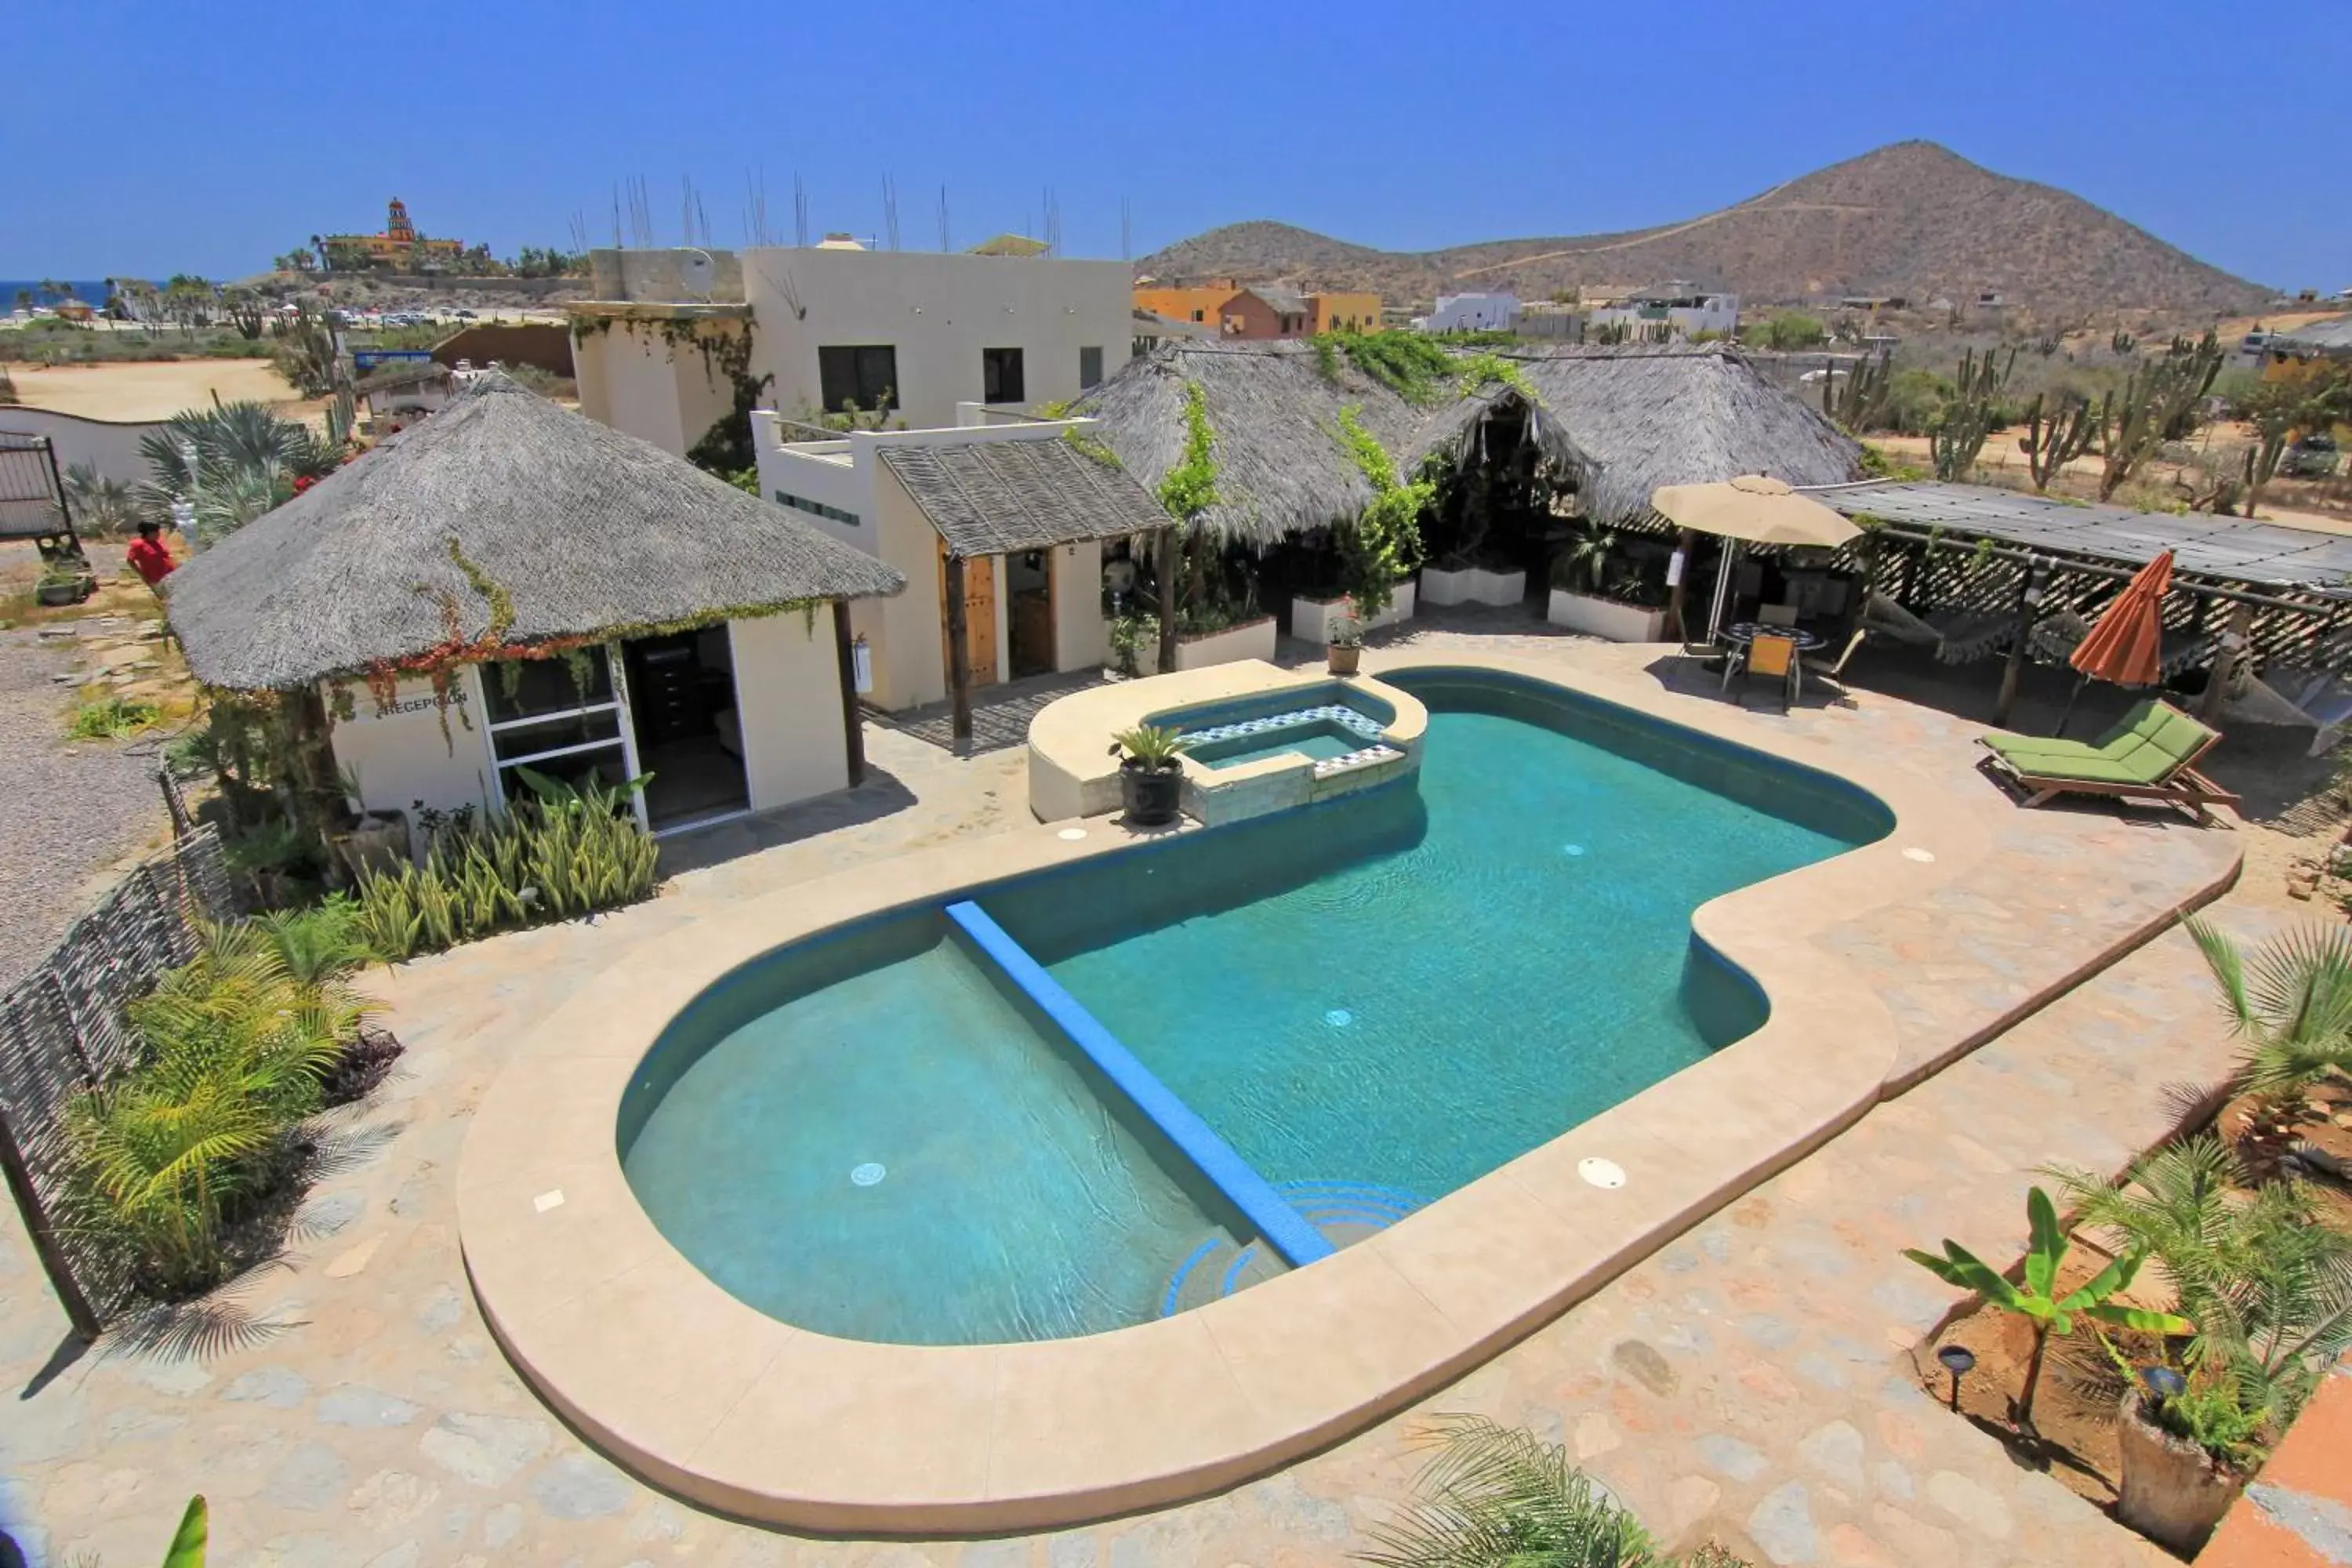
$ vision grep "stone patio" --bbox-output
[0,627,2265,1566]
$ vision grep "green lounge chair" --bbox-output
[1977,699,2241,825]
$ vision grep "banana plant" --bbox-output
[163,1494,207,1566]
[1907,1186,2191,1428]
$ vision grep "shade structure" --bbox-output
[1650,475,1863,642]
[2071,549,2173,688]
[1650,474,1864,547]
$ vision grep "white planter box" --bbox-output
[1294,581,1416,644]
[1546,590,1668,641]
[1171,615,1277,671]
[1421,565,1526,607]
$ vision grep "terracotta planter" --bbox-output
[2115,1390,2245,1555]
[1119,759,1182,826]
[1327,644,1362,677]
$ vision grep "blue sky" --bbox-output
[5,0,2345,289]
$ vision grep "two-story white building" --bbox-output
[1421,292,1520,332]
[569,243,1138,455]
[753,405,1168,717]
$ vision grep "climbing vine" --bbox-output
[1334,406,1432,619]
[1156,381,1219,524]
[1031,399,1124,470]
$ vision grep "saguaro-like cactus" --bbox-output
[1931,344,2016,480]
[2018,392,2098,492]
[2099,331,2223,501]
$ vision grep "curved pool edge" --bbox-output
[452,651,2119,1533]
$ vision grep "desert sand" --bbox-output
[0,357,306,422]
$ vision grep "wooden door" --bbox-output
[938,542,999,690]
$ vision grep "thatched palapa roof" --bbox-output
[167,374,904,691]
[878,437,1170,557]
[1074,341,1857,545]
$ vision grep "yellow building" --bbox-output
[1133,281,1385,338]
[1133,282,1240,328]
[1308,291,1381,334]
[323,198,465,268]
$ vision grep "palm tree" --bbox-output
[1359,1416,1666,1568]
[2185,916,2352,1103]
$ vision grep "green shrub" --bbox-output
[354,771,659,960]
[64,923,369,1296]
[1744,313,1828,350]
[67,695,162,739]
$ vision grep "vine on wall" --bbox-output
[1333,406,1432,619]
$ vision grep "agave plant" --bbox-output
[63,460,145,534]
[135,402,340,541]
[2185,915,2352,1103]
[1361,1415,1663,1568]
[1109,724,1191,768]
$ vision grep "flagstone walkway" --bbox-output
[0,631,2263,1566]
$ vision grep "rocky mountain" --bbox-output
[1139,142,2271,320]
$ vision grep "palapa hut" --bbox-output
[1076,340,1857,637]
[167,372,905,837]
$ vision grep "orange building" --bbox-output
[323,198,465,268]
[1134,280,1384,340]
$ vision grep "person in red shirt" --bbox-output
[126,521,176,590]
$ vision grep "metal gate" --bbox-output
[0,430,77,549]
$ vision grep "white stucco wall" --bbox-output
[324,673,496,823]
[0,407,164,488]
[1052,539,1108,673]
[727,612,849,810]
[570,321,741,456]
[867,466,949,710]
[739,249,1133,429]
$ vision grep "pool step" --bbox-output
[1160,1180,1425,1316]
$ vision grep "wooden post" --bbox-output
[1994,556,2048,728]
[1155,525,1179,673]
[0,1109,103,1341]
[2199,601,2254,725]
[944,552,973,745]
[831,599,865,786]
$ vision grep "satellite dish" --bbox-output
[677,249,714,301]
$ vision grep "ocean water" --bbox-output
[2,281,114,310]
[622,670,1889,1345]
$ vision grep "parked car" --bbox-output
[2282,432,2340,478]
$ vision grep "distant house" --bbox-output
[321,197,465,270]
[358,361,457,424]
[1423,292,1519,332]
[1588,281,1739,340]
[1131,280,1383,341]
[1131,308,1218,358]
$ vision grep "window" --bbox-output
[982,347,1025,403]
[1079,346,1104,390]
[817,344,899,415]
[481,646,637,818]
[773,489,860,526]
[1191,308,1204,322]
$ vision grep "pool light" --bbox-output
[1323,1008,1354,1028]
[851,1163,886,1187]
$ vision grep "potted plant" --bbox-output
[2116,1369,2256,1554]
[1109,724,1189,826]
[1327,612,1364,676]
[1545,527,1669,641]
[35,561,93,607]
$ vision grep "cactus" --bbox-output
[2110,328,2137,355]
[2018,392,2098,492]
[1930,345,2016,480]
[1826,349,1894,432]
[2035,332,2063,357]
[325,385,356,448]
[2097,331,2223,501]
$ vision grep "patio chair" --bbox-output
[1804,627,1867,693]
[1740,631,1801,712]
[1976,699,2241,825]
[1759,603,1799,627]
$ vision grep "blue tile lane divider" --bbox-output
[943,900,1336,1268]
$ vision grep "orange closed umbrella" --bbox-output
[2056,550,2172,735]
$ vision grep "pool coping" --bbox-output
[455,651,2238,1534]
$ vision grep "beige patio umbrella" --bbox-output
[1650,475,1863,641]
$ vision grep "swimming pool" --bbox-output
[621,668,1891,1346]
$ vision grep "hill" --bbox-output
[1138,142,2272,321]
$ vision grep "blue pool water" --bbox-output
[1189,717,1366,769]
[622,669,1889,1345]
